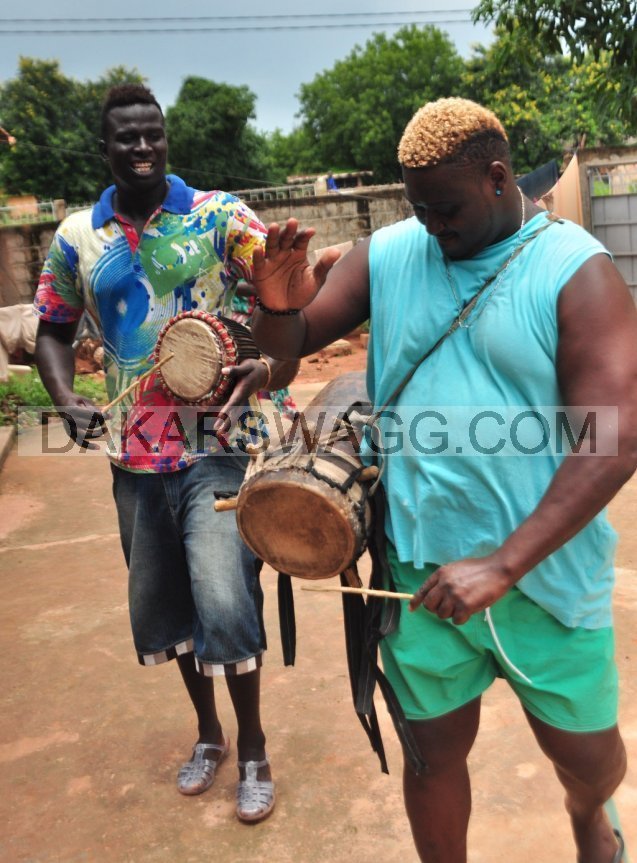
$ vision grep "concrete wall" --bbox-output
[0,187,412,307]
[5,155,637,307]
[248,184,412,252]
[0,222,57,307]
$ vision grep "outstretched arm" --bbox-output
[251,219,371,359]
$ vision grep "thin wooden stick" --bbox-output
[213,498,238,512]
[102,352,175,411]
[301,584,414,601]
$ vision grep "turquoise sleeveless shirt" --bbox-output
[365,212,617,629]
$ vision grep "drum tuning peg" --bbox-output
[214,497,238,512]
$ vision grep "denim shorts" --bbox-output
[380,546,618,732]
[111,455,265,676]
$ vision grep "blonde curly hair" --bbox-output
[398,97,509,169]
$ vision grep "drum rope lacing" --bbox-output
[245,409,370,484]
[153,310,259,405]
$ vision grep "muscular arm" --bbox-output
[497,253,637,572]
[411,253,637,623]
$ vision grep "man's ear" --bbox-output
[99,139,109,162]
[486,160,508,193]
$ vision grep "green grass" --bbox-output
[0,369,107,426]
[591,180,611,197]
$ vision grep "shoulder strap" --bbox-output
[368,215,561,424]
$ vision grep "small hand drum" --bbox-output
[154,310,260,405]
[229,372,377,579]
[236,448,374,579]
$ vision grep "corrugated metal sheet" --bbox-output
[591,193,637,299]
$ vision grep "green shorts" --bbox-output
[380,547,618,732]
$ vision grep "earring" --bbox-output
[495,189,503,196]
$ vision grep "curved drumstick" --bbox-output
[101,352,175,411]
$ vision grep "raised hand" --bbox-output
[252,218,342,312]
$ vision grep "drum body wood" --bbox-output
[236,371,374,579]
[154,311,260,405]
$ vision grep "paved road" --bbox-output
[1,383,635,862]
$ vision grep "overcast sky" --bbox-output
[0,1,494,133]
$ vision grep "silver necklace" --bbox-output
[445,186,526,328]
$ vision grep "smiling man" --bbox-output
[249,98,637,861]
[33,84,298,823]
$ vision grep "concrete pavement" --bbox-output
[0,383,635,862]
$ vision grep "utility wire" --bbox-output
[0,19,474,36]
[0,11,475,22]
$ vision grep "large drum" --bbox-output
[232,371,377,579]
[154,310,260,405]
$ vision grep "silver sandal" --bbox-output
[236,757,275,823]
[177,734,230,796]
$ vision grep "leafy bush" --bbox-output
[0,370,107,426]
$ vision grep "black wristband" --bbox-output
[255,296,301,316]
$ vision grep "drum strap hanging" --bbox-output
[277,572,296,666]
[339,568,389,774]
[353,485,426,774]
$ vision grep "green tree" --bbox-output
[473,0,637,127]
[296,25,466,184]
[464,24,632,173]
[0,58,143,202]
[165,76,272,192]
[261,127,322,184]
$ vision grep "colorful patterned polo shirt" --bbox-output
[34,174,268,472]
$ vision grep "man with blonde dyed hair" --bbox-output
[248,97,636,862]
[398,96,508,168]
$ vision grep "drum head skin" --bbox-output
[237,479,361,579]
[157,317,223,402]
[155,311,259,405]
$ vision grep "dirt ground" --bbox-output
[1,343,636,863]
[295,331,368,384]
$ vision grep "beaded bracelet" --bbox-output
[255,296,301,316]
